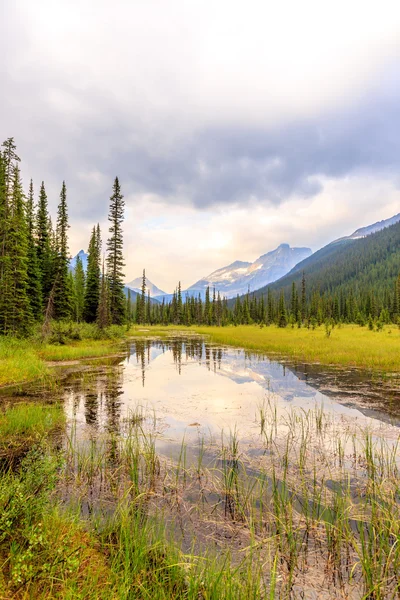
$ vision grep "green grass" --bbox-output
[173,323,400,372]
[0,337,50,387]
[38,339,121,362]
[0,323,128,387]
[0,402,64,438]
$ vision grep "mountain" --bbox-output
[186,244,312,299]
[126,277,168,298]
[69,249,88,272]
[341,213,400,242]
[252,214,400,303]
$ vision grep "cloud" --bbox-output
[1,0,400,288]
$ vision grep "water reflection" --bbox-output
[63,337,400,452]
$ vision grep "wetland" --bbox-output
[2,333,400,599]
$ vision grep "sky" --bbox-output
[1,0,400,292]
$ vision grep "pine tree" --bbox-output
[36,182,53,304]
[97,257,110,329]
[301,272,306,322]
[139,269,146,324]
[0,166,32,335]
[106,177,125,325]
[53,181,72,319]
[25,180,43,319]
[73,254,86,321]
[278,290,287,328]
[83,226,101,322]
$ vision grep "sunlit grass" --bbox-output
[0,337,49,387]
[184,324,400,372]
[38,340,121,362]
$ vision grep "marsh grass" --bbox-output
[4,393,400,598]
[0,337,50,387]
[147,324,400,372]
[55,395,400,599]
[0,323,129,387]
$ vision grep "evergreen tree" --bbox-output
[36,182,53,304]
[0,166,32,335]
[139,269,146,324]
[25,180,43,319]
[73,254,86,322]
[53,181,72,319]
[278,290,287,328]
[106,177,125,325]
[97,257,110,329]
[83,226,101,322]
[301,272,306,322]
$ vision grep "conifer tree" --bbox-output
[97,257,110,329]
[106,177,125,325]
[278,290,287,328]
[0,166,32,335]
[25,180,43,319]
[36,182,53,304]
[301,272,306,322]
[84,226,101,322]
[53,181,72,319]
[73,254,86,321]
[139,269,146,324]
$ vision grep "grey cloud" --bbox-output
[1,11,399,222]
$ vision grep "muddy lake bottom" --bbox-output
[3,335,400,599]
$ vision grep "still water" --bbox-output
[64,336,400,455]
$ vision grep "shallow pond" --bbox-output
[64,335,400,452]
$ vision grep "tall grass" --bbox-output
[0,337,49,387]
[190,324,400,372]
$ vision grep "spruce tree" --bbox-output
[278,290,287,328]
[25,180,43,319]
[0,166,32,335]
[106,177,125,325]
[73,254,86,321]
[97,257,110,329]
[140,269,146,324]
[36,182,53,304]
[53,181,72,319]
[84,226,101,322]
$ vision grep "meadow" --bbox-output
[188,324,400,372]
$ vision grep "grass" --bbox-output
[0,402,65,464]
[0,323,129,387]
[3,387,400,597]
[0,337,50,387]
[175,323,400,372]
[38,339,122,362]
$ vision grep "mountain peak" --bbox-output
[126,277,168,298]
[187,244,312,298]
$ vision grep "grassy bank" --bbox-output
[0,324,128,387]
[188,324,400,372]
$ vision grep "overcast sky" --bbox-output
[1,0,400,291]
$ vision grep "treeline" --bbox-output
[0,138,126,336]
[130,270,400,328]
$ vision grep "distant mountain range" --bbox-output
[125,277,167,298]
[69,211,400,303]
[333,213,400,245]
[185,244,312,299]
[251,212,400,302]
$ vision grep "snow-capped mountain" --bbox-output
[332,213,400,245]
[348,213,400,239]
[69,249,88,272]
[126,277,168,298]
[186,244,312,299]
